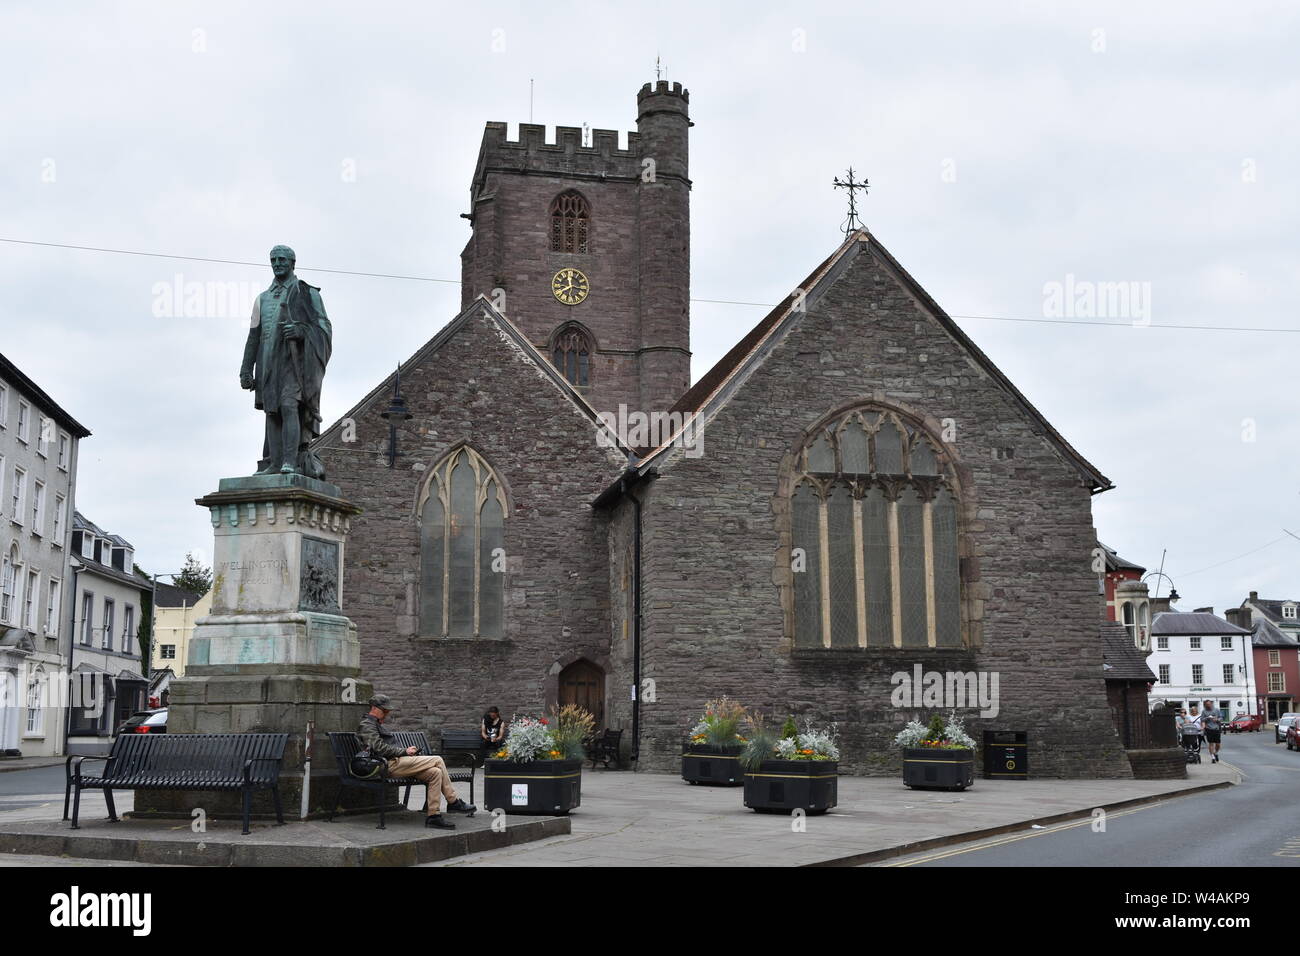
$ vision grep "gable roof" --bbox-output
[154,581,205,608]
[0,351,91,439]
[1242,596,1300,626]
[1099,541,1145,573]
[1100,621,1156,682]
[316,295,631,462]
[1252,617,1299,647]
[656,229,1112,493]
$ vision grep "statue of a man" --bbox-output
[240,245,332,478]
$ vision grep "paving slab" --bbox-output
[432,761,1236,867]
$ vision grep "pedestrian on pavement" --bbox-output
[1182,705,1203,747]
[1202,699,1223,763]
[356,694,477,829]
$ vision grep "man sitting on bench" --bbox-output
[357,694,477,829]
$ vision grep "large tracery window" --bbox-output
[789,408,963,649]
[549,190,590,254]
[417,447,508,638]
[551,323,593,387]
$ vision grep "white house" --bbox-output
[0,353,90,758]
[1148,610,1256,720]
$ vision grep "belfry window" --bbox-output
[789,408,962,649]
[551,324,593,387]
[549,190,590,254]
[417,447,507,638]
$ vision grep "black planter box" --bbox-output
[743,759,837,813]
[902,747,975,791]
[484,758,582,815]
[682,743,746,785]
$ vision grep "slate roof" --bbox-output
[1151,611,1252,637]
[650,229,1113,493]
[153,581,205,608]
[0,351,91,438]
[1251,617,1299,648]
[1242,597,1300,626]
[1098,541,1145,573]
[1100,622,1156,682]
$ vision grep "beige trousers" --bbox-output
[386,755,458,814]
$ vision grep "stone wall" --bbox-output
[633,239,1133,778]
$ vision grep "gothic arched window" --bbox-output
[417,447,508,638]
[551,323,593,387]
[788,408,963,649]
[549,190,590,254]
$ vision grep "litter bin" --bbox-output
[983,730,1028,779]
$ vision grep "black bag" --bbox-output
[350,749,385,780]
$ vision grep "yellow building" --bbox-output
[150,582,211,678]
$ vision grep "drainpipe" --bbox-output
[630,484,642,763]
[62,562,80,755]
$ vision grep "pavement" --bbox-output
[0,757,1237,867]
[0,757,67,774]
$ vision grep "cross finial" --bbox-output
[833,167,869,238]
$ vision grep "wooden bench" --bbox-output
[586,729,623,770]
[326,730,475,829]
[64,733,287,835]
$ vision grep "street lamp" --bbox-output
[1141,570,1179,604]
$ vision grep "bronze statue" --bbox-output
[240,245,332,478]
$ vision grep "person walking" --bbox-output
[1202,699,1223,763]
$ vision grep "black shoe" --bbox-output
[447,799,477,817]
[425,815,456,830]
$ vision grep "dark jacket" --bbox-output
[356,712,408,759]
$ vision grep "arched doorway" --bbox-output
[558,659,605,729]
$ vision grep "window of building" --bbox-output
[1192,664,1203,684]
[46,578,60,637]
[16,402,28,443]
[36,417,49,457]
[549,190,590,253]
[23,569,37,630]
[1158,664,1170,683]
[80,532,93,560]
[1269,672,1286,693]
[1269,649,1281,666]
[10,467,25,524]
[551,323,593,387]
[1285,604,1298,620]
[81,591,93,645]
[1220,635,1233,650]
[0,545,15,624]
[123,605,135,652]
[57,433,69,470]
[0,456,5,515]
[102,598,114,650]
[788,407,961,649]
[25,669,43,736]
[161,644,176,660]
[1156,636,1169,650]
[31,481,44,536]
[52,495,65,546]
[1223,664,1235,684]
[0,384,6,427]
[1189,636,1201,651]
[417,446,508,638]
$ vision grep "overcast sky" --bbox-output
[2,1,1296,615]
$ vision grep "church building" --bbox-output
[319,80,1132,777]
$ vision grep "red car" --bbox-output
[1227,714,1262,733]
[1288,724,1300,751]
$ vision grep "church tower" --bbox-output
[460,80,692,416]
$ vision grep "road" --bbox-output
[878,729,1299,866]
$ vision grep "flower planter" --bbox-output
[484,758,582,815]
[902,747,975,791]
[743,759,837,813]
[682,743,746,785]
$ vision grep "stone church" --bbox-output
[318,79,1132,777]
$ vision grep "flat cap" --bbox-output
[368,693,396,710]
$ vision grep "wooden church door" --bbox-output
[558,659,605,729]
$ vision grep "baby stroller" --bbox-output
[1181,729,1203,764]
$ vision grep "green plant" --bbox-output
[781,716,798,740]
[687,696,748,746]
[549,704,596,760]
[738,713,779,771]
[894,711,977,750]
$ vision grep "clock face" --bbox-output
[552,268,590,305]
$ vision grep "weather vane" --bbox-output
[833,167,869,237]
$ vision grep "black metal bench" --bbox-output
[64,733,287,835]
[440,730,494,768]
[326,730,475,829]
[586,729,623,769]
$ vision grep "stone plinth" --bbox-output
[136,474,375,822]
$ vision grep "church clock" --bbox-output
[551,268,590,306]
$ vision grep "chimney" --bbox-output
[1150,596,1173,615]
[1225,608,1251,630]
[1250,591,1259,601]
[1194,606,1213,615]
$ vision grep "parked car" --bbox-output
[115,708,167,736]
[1288,723,1300,751]
[1227,713,1262,733]
[1276,715,1298,744]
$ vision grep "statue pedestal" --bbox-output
[135,475,381,823]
